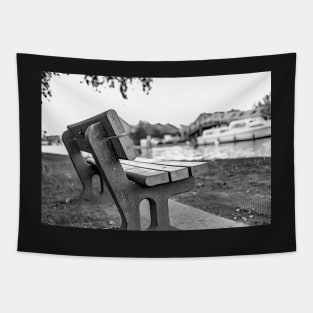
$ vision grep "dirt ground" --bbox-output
[41,153,271,228]
[174,158,271,226]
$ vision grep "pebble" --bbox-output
[65,198,71,204]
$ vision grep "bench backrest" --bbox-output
[67,110,136,160]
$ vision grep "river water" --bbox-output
[42,138,270,161]
[149,138,270,161]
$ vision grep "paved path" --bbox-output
[99,199,247,230]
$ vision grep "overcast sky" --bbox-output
[42,71,270,135]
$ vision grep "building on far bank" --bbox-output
[42,135,61,145]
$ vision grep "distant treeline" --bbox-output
[254,93,271,116]
[130,121,180,144]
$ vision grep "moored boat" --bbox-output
[197,117,271,145]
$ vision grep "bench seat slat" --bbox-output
[121,164,170,186]
[136,157,209,176]
[87,158,170,187]
[121,160,189,182]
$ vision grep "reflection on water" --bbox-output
[148,138,271,161]
[42,138,270,161]
[42,144,68,155]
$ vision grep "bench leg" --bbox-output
[62,130,112,204]
[145,178,195,231]
[147,198,175,231]
[123,205,141,231]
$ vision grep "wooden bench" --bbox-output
[62,110,209,230]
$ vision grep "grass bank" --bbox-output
[41,153,271,228]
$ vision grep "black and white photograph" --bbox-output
[41,71,271,230]
[4,0,308,310]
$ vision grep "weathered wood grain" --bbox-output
[67,110,136,160]
[136,157,209,176]
[87,158,170,186]
[103,110,136,161]
[121,164,170,186]
[121,160,189,182]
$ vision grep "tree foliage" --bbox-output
[41,72,61,99]
[130,121,176,145]
[256,93,271,116]
[41,71,153,100]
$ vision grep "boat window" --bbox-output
[220,129,228,133]
[250,124,264,128]
[231,122,246,128]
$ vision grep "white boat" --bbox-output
[197,117,271,145]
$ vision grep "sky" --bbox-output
[42,71,270,135]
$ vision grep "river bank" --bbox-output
[42,137,271,161]
[41,153,271,228]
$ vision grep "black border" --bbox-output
[17,53,296,257]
